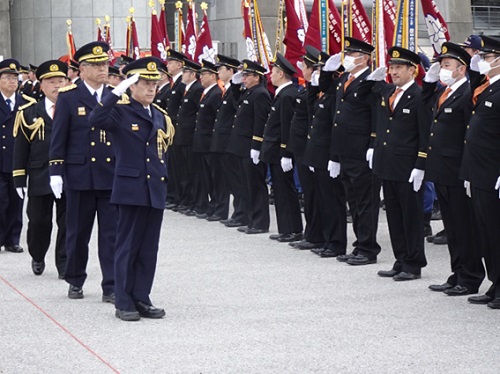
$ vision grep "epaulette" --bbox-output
[58,84,77,93]
[21,94,37,105]
[117,93,130,105]
[18,99,36,111]
[152,103,168,115]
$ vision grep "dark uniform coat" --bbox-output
[210,84,237,153]
[193,84,222,153]
[167,74,186,125]
[175,80,203,146]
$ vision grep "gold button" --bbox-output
[383,142,387,146]
[161,177,165,181]
[430,133,433,136]
[386,129,390,133]
[147,174,151,179]
[160,160,164,163]
[341,99,344,102]
[337,111,340,114]
[334,124,337,127]
[146,158,150,162]
[429,146,432,150]
[389,117,393,121]
[146,142,149,146]
[434,119,437,123]
[472,111,475,115]
[91,127,95,131]
[91,141,95,146]
[106,142,111,146]
[106,158,111,162]
[467,125,470,129]
[2,135,5,139]
[464,140,467,144]
[91,157,96,162]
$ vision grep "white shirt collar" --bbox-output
[184,80,196,93]
[45,97,55,119]
[158,82,169,92]
[83,81,104,101]
[488,74,500,85]
[351,67,369,79]
[225,82,231,90]
[397,79,415,92]
[203,83,217,95]
[173,72,183,84]
[448,77,467,93]
[275,81,293,96]
[1,92,15,103]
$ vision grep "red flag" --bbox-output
[421,0,450,56]
[104,16,116,65]
[151,8,167,61]
[158,0,171,49]
[350,0,372,43]
[283,0,307,77]
[66,20,77,59]
[96,20,103,42]
[183,0,198,60]
[304,0,342,54]
[194,4,216,64]
[372,0,396,68]
[126,15,140,60]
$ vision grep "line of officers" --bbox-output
[1,33,500,315]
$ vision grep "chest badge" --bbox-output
[381,100,386,107]
[131,124,139,131]
[78,107,86,116]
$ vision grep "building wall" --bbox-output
[0,0,11,59]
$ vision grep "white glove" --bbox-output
[112,73,140,96]
[50,175,63,199]
[408,168,425,192]
[250,149,260,165]
[328,161,341,179]
[296,61,303,70]
[280,157,293,173]
[495,177,500,199]
[309,166,315,172]
[16,187,27,199]
[311,70,320,86]
[232,71,243,85]
[323,53,342,72]
[424,62,441,83]
[464,180,471,198]
[470,54,481,73]
[367,66,387,81]
[366,148,374,169]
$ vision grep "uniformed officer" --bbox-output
[27,64,43,101]
[211,54,248,227]
[0,58,32,253]
[260,53,303,242]
[164,49,186,211]
[462,35,500,309]
[288,46,324,250]
[49,41,116,301]
[13,60,68,277]
[329,37,382,266]
[68,60,81,85]
[359,47,431,281]
[154,60,170,109]
[107,65,124,88]
[175,58,204,216]
[193,60,224,220]
[18,65,33,97]
[89,57,174,321]
[228,60,271,234]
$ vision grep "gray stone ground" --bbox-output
[0,204,499,374]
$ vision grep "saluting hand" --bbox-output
[112,73,140,97]
[367,66,387,81]
[424,62,441,83]
[232,71,243,85]
[323,53,342,72]
[470,54,481,73]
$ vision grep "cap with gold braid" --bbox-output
[215,54,240,70]
[182,58,201,72]
[437,42,471,67]
[0,59,20,75]
[388,46,421,67]
[36,60,68,81]
[68,60,80,71]
[272,52,296,76]
[73,41,110,63]
[343,37,374,55]
[122,57,162,81]
[19,65,29,74]
[241,59,267,75]
[200,60,218,74]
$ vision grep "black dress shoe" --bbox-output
[393,272,421,281]
[444,285,476,296]
[184,210,197,217]
[135,301,165,318]
[468,294,494,305]
[245,227,269,234]
[337,253,356,262]
[319,249,343,258]
[295,241,322,250]
[195,212,208,219]
[487,298,500,309]
[226,221,245,228]
[165,202,178,210]
[346,254,376,266]
[237,225,249,232]
[115,309,141,321]
[4,245,23,253]
[269,234,282,240]
[311,247,325,255]
[288,240,303,248]
[432,234,448,245]
[219,218,233,224]
[58,273,65,280]
[68,285,84,299]
[102,293,115,303]
[377,269,399,278]
[207,215,223,222]
[277,232,303,243]
[428,282,453,292]
[31,260,45,275]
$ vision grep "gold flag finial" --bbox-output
[159,0,166,5]
[148,0,155,8]
[66,19,72,26]
[126,16,131,23]
[104,15,110,23]
[129,7,135,15]
[175,1,183,9]
[201,2,208,10]
[95,18,101,25]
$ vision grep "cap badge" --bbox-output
[147,62,157,71]
[93,46,103,55]
[392,50,400,58]
[50,64,59,72]
[9,63,16,70]
[442,46,448,54]
[243,62,248,69]
[345,40,350,47]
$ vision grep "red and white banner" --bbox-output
[421,0,450,56]
[283,0,307,77]
[183,0,198,60]
[304,0,342,54]
[194,4,216,64]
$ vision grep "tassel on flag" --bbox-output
[194,2,216,64]
[96,18,103,41]
[372,0,397,68]
[421,0,450,56]
[174,1,185,53]
[126,8,141,60]
[150,0,168,61]
[283,0,307,77]
[304,0,342,54]
[158,0,171,50]
[104,15,116,65]
[184,0,198,60]
[66,19,77,59]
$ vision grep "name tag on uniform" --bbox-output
[131,124,139,131]
[403,109,410,114]
[444,108,452,113]
[223,100,227,104]
[485,101,493,107]
[243,100,249,104]
[319,104,324,108]
[354,93,357,97]
[296,98,301,104]
[78,107,86,116]
[184,99,188,102]
[172,91,176,94]
[200,104,205,108]
[271,107,276,111]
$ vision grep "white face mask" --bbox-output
[439,67,458,86]
[343,55,361,72]
[478,56,500,75]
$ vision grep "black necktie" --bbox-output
[93,92,99,103]
[5,98,12,112]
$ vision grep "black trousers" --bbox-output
[114,205,163,311]
[177,145,196,210]
[239,157,270,230]
[166,145,180,205]
[221,153,247,224]
[0,172,23,247]
[26,193,67,275]
[296,162,323,243]
[204,153,230,219]
[382,180,426,274]
[340,157,381,259]
[435,184,485,291]
[192,151,209,214]
[313,169,347,253]
[268,163,303,234]
[64,189,116,295]
[471,187,500,299]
